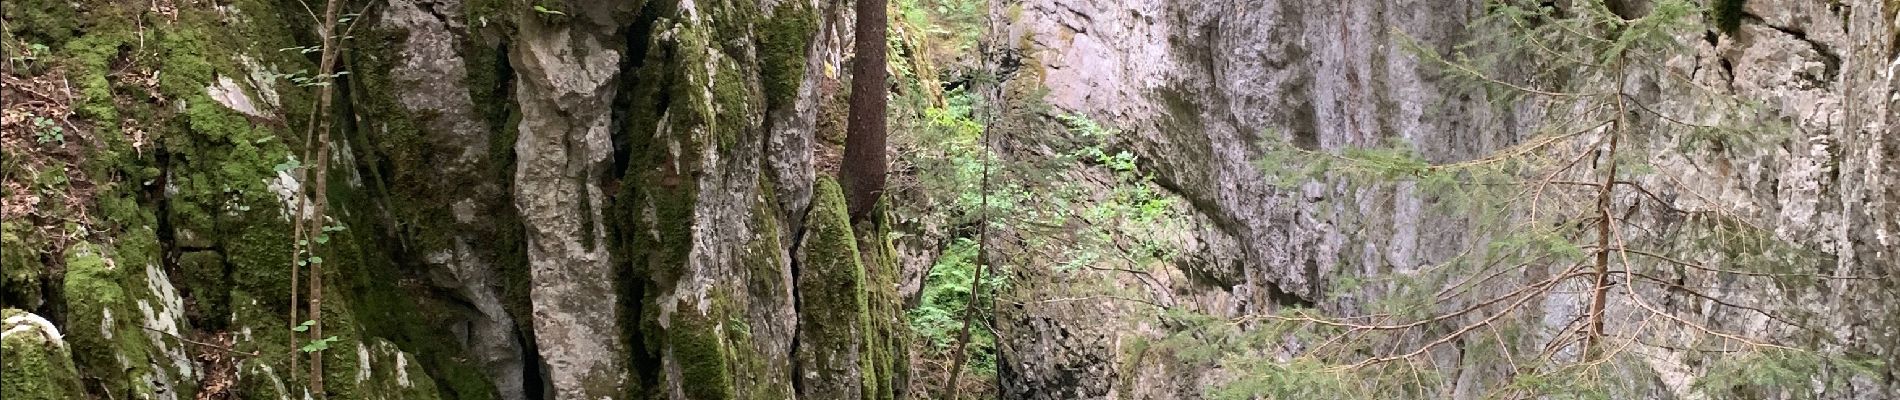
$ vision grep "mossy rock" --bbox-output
[0,0,80,49]
[177,250,232,327]
[795,178,871,399]
[225,220,297,309]
[61,236,200,400]
[759,0,818,111]
[856,209,910,400]
[347,339,448,400]
[670,305,735,400]
[1,225,44,309]
[228,290,303,400]
[1,309,85,400]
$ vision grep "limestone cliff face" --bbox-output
[993,0,1897,398]
[1,0,905,399]
[5,0,1894,398]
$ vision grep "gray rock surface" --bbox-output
[370,1,528,398]
[994,0,1898,397]
[510,1,637,397]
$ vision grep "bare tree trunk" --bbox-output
[301,0,344,395]
[1585,62,1628,355]
[841,0,889,222]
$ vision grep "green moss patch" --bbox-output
[670,305,735,400]
[1,225,45,309]
[759,1,817,110]
[1,309,86,400]
[795,178,871,398]
[61,235,200,400]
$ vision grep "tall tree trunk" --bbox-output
[841,0,889,221]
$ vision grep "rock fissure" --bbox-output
[1763,19,1846,84]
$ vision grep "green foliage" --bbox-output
[895,0,987,57]
[31,116,64,145]
[1695,348,1886,399]
[907,238,1004,373]
[300,335,341,353]
[1052,115,1184,272]
[7,41,50,66]
[896,81,1191,394]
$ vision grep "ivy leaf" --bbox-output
[299,336,339,353]
[293,320,315,332]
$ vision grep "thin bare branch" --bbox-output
[139,326,260,357]
[1607,246,1882,280]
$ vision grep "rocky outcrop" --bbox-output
[995,0,1898,397]
[3,0,907,399]
[352,0,530,397]
[508,0,638,397]
[999,0,1506,310]
[31,0,1889,398]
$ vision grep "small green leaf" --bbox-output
[299,335,339,352]
[307,256,323,264]
[273,158,302,173]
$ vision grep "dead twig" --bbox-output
[138,326,260,357]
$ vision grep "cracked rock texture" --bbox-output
[3,0,906,398]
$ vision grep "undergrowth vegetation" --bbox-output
[896,77,1189,398]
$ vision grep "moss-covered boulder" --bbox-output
[1,309,85,400]
[60,235,199,400]
[1,226,43,309]
[796,178,872,399]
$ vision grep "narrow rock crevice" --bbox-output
[1759,17,1844,84]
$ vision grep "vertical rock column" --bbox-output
[359,0,531,398]
[509,5,633,398]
